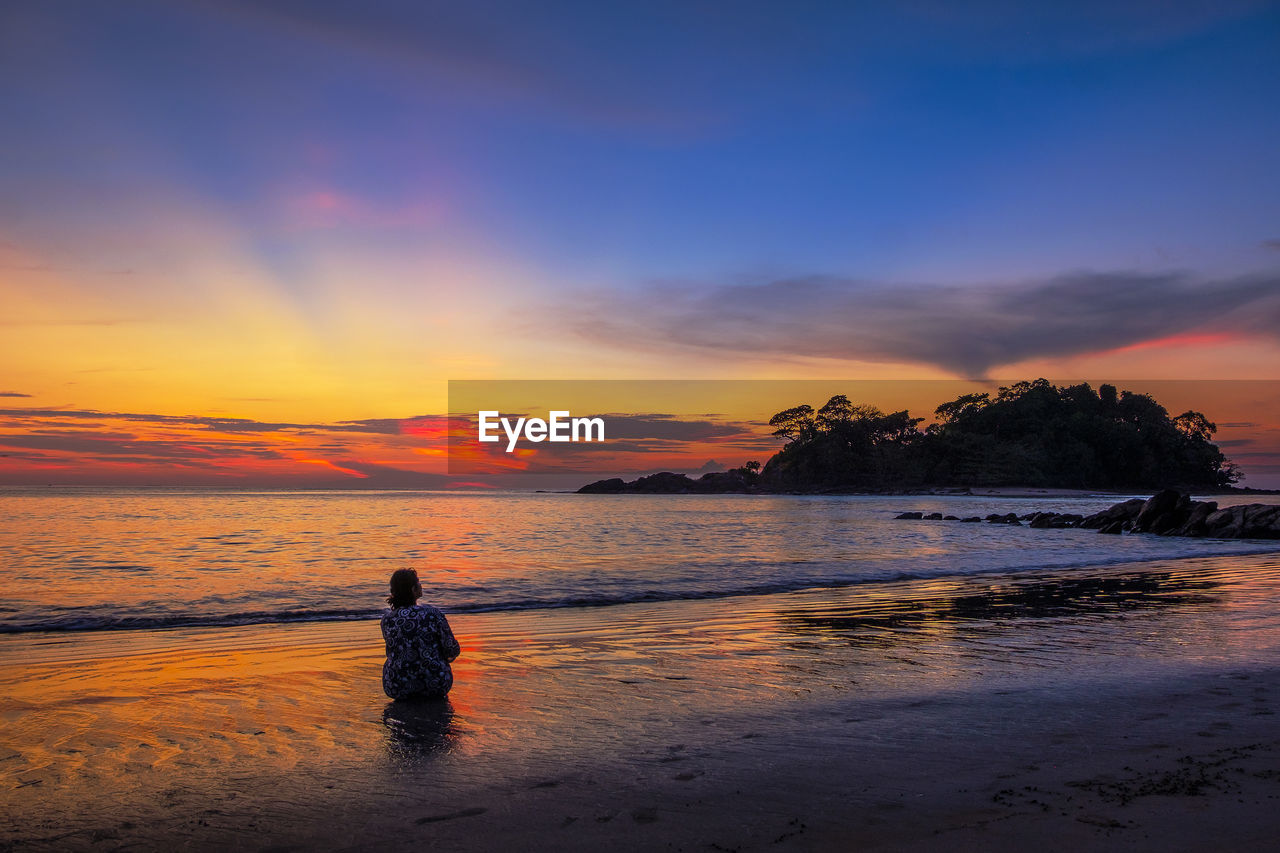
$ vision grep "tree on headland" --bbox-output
[1173,410,1214,442]
[759,380,1238,492]
[762,395,925,490]
[768,404,817,444]
[933,392,991,425]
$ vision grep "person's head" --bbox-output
[387,568,422,608]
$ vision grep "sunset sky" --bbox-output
[2,1,1278,487]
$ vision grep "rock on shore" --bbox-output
[893,489,1280,539]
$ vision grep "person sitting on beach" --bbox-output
[381,568,461,701]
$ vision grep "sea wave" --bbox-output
[5,545,1279,636]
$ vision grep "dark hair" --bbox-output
[387,568,422,608]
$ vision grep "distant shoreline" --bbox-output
[575,473,1280,497]
[3,482,1277,496]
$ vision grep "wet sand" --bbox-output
[4,553,1280,850]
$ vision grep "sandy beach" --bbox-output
[4,551,1280,851]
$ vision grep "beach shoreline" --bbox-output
[5,551,1280,850]
[14,665,1278,852]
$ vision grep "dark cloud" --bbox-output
[460,434,766,464]
[593,413,757,442]
[0,407,434,434]
[0,432,286,461]
[323,461,455,489]
[335,417,414,434]
[0,408,449,486]
[561,271,1280,377]
[0,391,31,398]
[528,437,765,457]
[1262,239,1280,252]
[0,408,461,487]
[452,413,767,460]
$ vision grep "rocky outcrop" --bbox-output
[577,470,757,494]
[1029,512,1084,528]
[578,477,629,494]
[892,489,1280,540]
[1077,498,1146,530]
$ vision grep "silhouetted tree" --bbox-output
[760,380,1238,492]
[768,405,816,444]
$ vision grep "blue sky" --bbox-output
[5,0,1279,287]
[2,1,1279,485]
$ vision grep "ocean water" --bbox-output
[3,488,1279,636]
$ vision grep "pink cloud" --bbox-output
[1101,332,1240,355]
[280,186,449,231]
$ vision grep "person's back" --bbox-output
[381,569,461,701]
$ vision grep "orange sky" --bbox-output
[3,379,1277,489]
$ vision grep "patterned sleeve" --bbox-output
[436,610,461,662]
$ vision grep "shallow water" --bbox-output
[2,488,1277,633]
[4,549,1280,849]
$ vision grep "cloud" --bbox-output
[1262,239,1280,252]
[0,391,31,398]
[0,407,436,434]
[0,432,287,461]
[318,460,454,489]
[558,270,1280,377]
[0,404,780,486]
[0,406,456,487]
[185,0,719,135]
[592,413,757,442]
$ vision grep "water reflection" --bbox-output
[382,698,459,760]
[7,489,1275,636]
[780,571,1222,647]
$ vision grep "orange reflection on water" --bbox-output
[6,551,1280,843]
